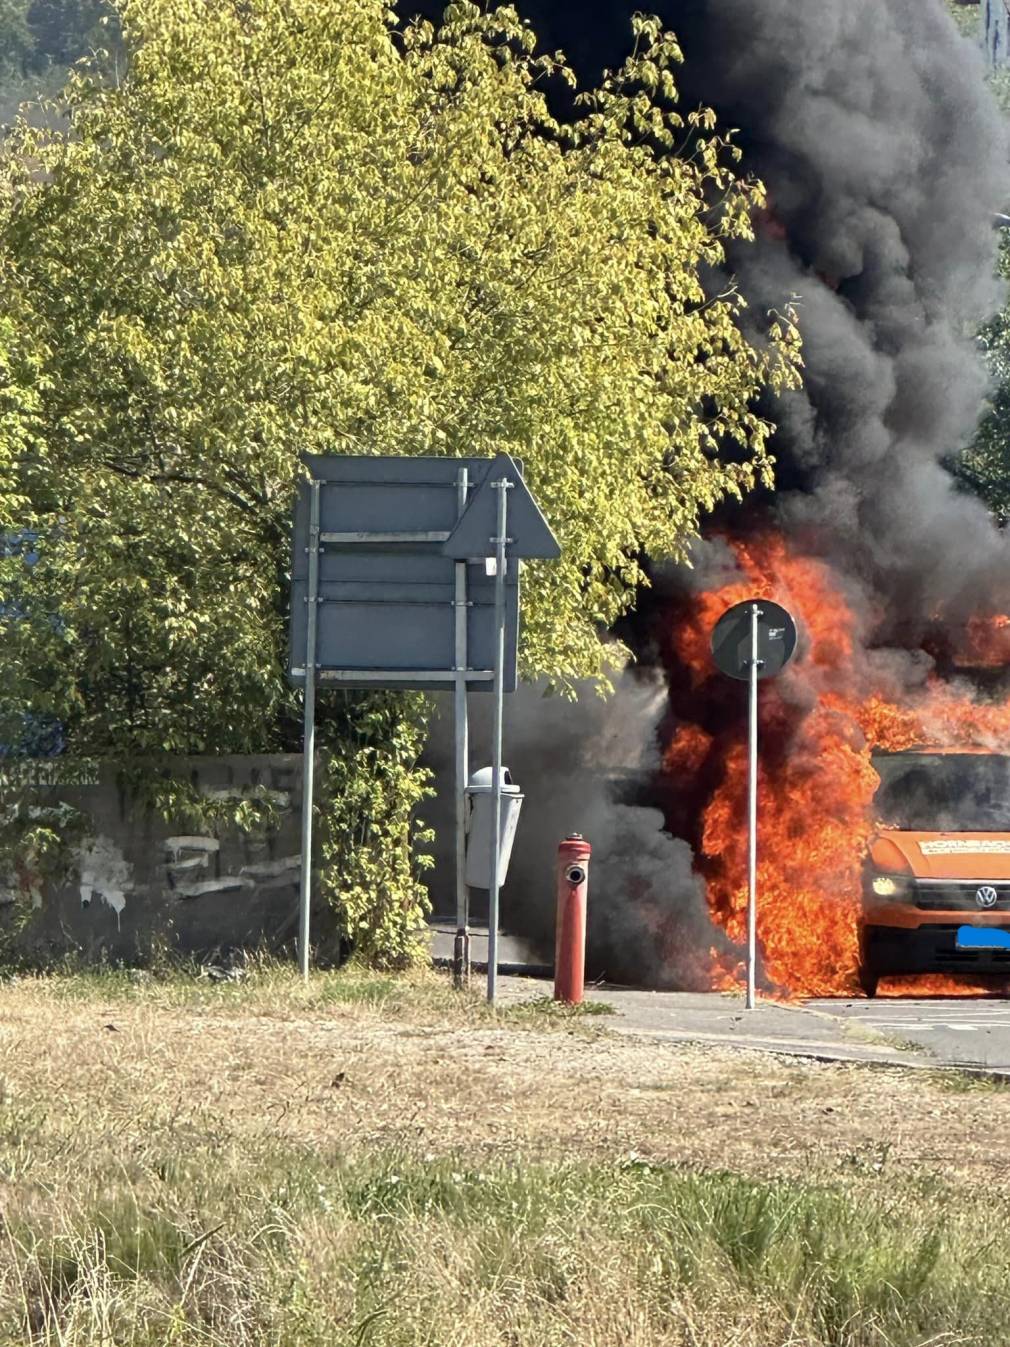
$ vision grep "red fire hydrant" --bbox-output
[554,834,591,1004]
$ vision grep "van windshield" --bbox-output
[873,754,1010,832]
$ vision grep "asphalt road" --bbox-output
[807,997,1010,1072]
[430,924,1010,1075]
[577,988,1010,1076]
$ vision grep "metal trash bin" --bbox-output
[465,766,524,889]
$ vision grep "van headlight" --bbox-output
[869,874,911,899]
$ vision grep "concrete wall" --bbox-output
[0,755,335,964]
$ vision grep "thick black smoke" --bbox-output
[669,0,1009,634]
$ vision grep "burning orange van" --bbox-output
[860,747,1010,996]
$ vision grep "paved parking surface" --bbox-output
[431,924,1010,1074]
[807,998,1010,1071]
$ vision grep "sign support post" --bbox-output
[486,476,512,1005]
[710,597,797,1010]
[746,602,762,1011]
[453,467,470,988]
[298,479,321,982]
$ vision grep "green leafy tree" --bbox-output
[0,1,120,135]
[25,0,112,68]
[941,1,1010,516]
[954,232,1010,521]
[945,0,981,40]
[942,0,1010,109]
[0,0,33,79]
[942,0,1010,518]
[0,0,800,960]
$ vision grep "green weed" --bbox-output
[3,1153,1009,1345]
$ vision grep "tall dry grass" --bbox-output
[0,964,1005,1345]
[0,1137,1007,1346]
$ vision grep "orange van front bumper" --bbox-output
[862,908,1010,976]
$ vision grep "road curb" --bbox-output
[603,1022,1010,1081]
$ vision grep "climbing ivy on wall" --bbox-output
[317,697,434,970]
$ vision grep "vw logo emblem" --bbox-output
[976,886,999,910]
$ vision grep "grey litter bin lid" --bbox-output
[466,766,522,795]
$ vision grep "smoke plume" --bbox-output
[425,671,723,987]
[667,0,1009,632]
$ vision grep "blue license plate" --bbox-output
[956,925,1010,951]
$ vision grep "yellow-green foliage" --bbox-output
[945,0,981,41]
[0,0,800,960]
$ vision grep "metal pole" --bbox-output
[298,480,321,982]
[746,601,761,1010]
[453,467,470,988]
[487,477,511,1005]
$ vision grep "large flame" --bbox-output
[664,535,1010,998]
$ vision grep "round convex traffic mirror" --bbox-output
[711,598,797,682]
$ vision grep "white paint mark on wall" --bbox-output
[202,788,291,807]
[165,837,220,859]
[240,855,300,879]
[177,876,255,899]
[27,802,79,826]
[78,835,133,929]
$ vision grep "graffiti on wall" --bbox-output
[0,755,311,958]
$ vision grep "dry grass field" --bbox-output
[0,963,1009,1345]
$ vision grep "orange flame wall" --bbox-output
[663,535,1010,998]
